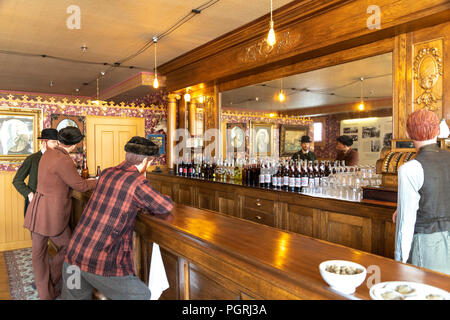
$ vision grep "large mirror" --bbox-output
[220,52,393,166]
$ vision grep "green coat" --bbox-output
[12,150,42,215]
[291,150,317,162]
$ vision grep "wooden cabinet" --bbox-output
[320,211,372,253]
[284,204,319,238]
[146,173,395,258]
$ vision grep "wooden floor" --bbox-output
[0,252,11,300]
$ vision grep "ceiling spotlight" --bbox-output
[75,88,80,93]
[255,97,259,102]
[81,44,88,53]
[100,71,105,76]
[49,80,54,87]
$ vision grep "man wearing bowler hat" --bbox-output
[24,126,97,300]
[292,135,317,162]
[13,128,59,216]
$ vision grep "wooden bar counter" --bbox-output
[71,190,450,300]
[146,172,397,258]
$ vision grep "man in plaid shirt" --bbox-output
[61,136,173,300]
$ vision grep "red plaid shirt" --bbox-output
[65,161,173,277]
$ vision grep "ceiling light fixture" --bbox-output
[184,90,191,102]
[267,0,276,46]
[81,44,88,53]
[358,77,365,111]
[153,37,159,89]
[278,78,285,102]
[91,78,107,106]
[199,96,204,103]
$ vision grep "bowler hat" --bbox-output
[58,127,85,146]
[38,128,58,140]
[124,136,160,157]
[337,135,353,147]
[300,135,312,143]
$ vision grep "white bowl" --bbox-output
[319,260,367,295]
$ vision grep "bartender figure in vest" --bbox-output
[393,109,450,275]
[292,135,317,162]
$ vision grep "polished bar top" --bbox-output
[147,171,397,209]
[137,203,450,300]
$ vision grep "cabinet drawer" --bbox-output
[242,209,275,227]
[243,196,275,214]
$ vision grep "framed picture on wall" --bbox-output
[148,134,165,155]
[250,122,274,157]
[0,108,42,162]
[50,114,85,153]
[279,124,309,157]
[226,123,247,154]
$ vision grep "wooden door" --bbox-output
[86,116,145,175]
[0,172,32,251]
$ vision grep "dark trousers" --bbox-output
[31,227,71,300]
[61,262,151,300]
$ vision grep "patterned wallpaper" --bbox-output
[0,90,168,172]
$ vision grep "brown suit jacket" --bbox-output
[24,147,97,236]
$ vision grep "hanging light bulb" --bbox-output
[277,78,285,102]
[184,91,191,102]
[267,0,276,46]
[199,96,204,103]
[358,77,365,111]
[153,37,159,89]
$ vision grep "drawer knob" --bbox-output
[255,215,262,220]
[255,199,261,206]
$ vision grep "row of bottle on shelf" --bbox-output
[175,158,350,192]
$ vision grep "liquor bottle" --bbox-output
[96,166,101,179]
[301,161,309,189]
[295,163,301,192]
[77,160,82,177]
[81,154,89,179]
[183,161,188,177]
[264,162,272,188]
[307,161,314,186]
[283,163,289,191]
[314,160,320,187]
[271,164,278,189]
[289,165,296,192]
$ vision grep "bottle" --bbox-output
[81,154,89,179]
[283,163,289,191]
[295,163,301,192]
[275,165,281,189]
[301,161,309,189]
[77,160,82,176]
[96,166,101,179]
[314,160,320,187]
[183,161,188,177]
[289,165,296,192]
[264,162,272,188]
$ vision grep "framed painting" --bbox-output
[226,123,247,154]
[148,134,165,155]
[250,122,274,157]
[0,108,42,162]
[50,114,85,153]
[279,124,309,157]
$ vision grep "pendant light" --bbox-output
[278,78,285,102]
[92,78,104,106]
[267,0,276,46]
[152,37,159,89]
[184,89,191,102]
[358,77,365,111]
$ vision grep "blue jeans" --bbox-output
[61,262,151,300]
[409,231,450,275]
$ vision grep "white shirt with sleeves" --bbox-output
[394,159,424,263]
